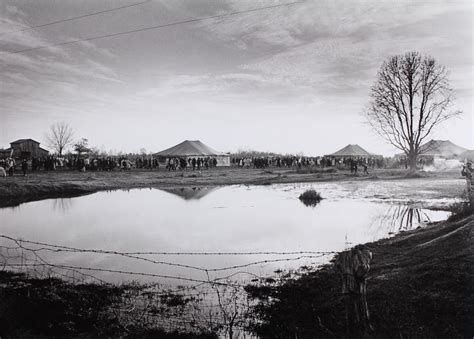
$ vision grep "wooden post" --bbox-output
[335,245,373,338]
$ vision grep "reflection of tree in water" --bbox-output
[52,198,73,213]
[372,205,432,235]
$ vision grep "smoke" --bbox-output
[423,157,463,172]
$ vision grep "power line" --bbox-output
[0,0,152,37]
[0,1,301,56]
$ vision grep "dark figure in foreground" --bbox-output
[461,162,473,203]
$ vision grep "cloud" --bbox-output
[0,0,471,153]
[196,0,469,50]
[184,0,471,103]
[136,71,308,104]
[0,2,123,124]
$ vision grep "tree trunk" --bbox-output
[408,152,418,171]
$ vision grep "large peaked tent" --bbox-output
[155,140,230,166]
[395,140,468,159]
[326,144,374,157]
[419,139,467,158]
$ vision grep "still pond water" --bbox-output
[0,180,459,285]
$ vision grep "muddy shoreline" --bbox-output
[247,209,474,337]
[0,167,462,208]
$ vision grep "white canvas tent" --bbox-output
[325,144,375,158]
[155,140,230,166]
[419,139,467,158]
[395,140,468,159]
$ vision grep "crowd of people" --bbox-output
[165,157,218,171]
[231,156,385,170]
[0,152,390,177]
[0,154,225,175]
[0,151,424,178]
[0,155,162,175]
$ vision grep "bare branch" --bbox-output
[364,52,461,170]
[45,122,74,156]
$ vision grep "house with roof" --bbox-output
[0,139,49,159]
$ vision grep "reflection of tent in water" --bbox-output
[155,140,230,166]
[325,144,377,158]
[159,187,219,200]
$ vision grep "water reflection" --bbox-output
[299,198,322,207]
[159,187,219,200]
[52,198,74,213]
[371,205,449,234]
[0,183,453,285]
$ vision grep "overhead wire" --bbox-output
[0,1,301,56]
[0,0,152,36]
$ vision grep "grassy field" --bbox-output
[0,166,464,207]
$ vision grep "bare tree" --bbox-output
[73,138,90,155]
[46,122,74,156]
[365,52,461,170]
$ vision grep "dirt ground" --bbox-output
[0,166,464,207]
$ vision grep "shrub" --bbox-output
[299,189,323,206]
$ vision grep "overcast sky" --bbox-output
[0,0,472,156]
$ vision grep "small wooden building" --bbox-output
[3,139,49,159]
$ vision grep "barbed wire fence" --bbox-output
[0,234,336,337]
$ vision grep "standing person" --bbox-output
[0,161,6,177]
[362,163,369,175]
[461,162,473,202]
[7,158,15,176]
[21,159,28,176]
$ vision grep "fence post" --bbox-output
[335,245,373,338]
